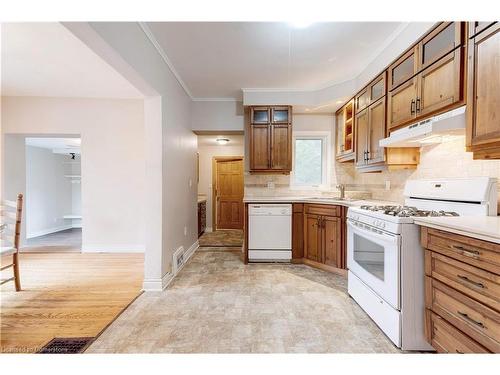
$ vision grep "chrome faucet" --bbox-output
[336,184,346,200]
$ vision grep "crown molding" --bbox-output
[138,22,194,100]
[192,97,240,102]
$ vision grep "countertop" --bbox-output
[198,196,207,204]
[414,216,500,244]
[243,196,399,208]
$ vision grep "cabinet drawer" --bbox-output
[427,310,490,353]
[426,277,500,352]
[425,250,500,312]
[422,228,500,274]
[304,204,340,217]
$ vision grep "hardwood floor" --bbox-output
[0,251,143,353]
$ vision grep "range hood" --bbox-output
[379,106,466,148]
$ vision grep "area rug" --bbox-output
[198,229,243,247]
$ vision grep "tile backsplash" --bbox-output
[336,136,500,204]
[244,136,500,206]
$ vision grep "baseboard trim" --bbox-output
[142,240,199,291]
[27,225,73,239]
[142,272,173,291]
[81,244,145,253]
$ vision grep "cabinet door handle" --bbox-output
[366,150,370,161]
[416,97,421,113]
[458,311,485,329]
[410,99,415,115]
[452,245,481,258]
[457,275,485,289]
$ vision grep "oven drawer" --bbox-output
[425,250,500,312]
[304,204,340,217]
[427,310,490,353]
[422,228,500,275]
[426,277,500,352]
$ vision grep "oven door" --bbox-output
[347,219,401,309]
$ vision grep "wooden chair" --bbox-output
[1,194,23,291]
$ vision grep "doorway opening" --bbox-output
[195,133,244,248]
[24,137,82,252]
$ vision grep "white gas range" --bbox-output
[346,177,497,351]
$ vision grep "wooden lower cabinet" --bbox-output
[303,204,344,270]
[304,213,322,262]
[292,204,304,260]
[422,227,500,353]
[322,216,342,268]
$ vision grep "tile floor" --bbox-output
[87,249,399,353]
[198,229,243,247]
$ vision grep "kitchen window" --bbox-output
[291,131,331,189]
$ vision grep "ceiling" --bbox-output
[1,23,143,98]
[197,134,244,147]
[146,22,403,99]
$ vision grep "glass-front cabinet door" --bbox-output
[419,22,463,70]
[271,106,291,124]
[389,47,417,90]
[250,107,270,124]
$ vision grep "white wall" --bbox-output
[25,146,73,238]
[1,96,146,252]
[197,136,244,231]
[75,22,198,290]
[192,101,244,132]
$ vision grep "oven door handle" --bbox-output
[347,219,399,245]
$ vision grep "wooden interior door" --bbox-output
[304,213,321,262]
[322,216,342,268]
[367,97,387,165]
[215,158,244,230]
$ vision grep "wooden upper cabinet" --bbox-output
[335,100,355,162]
[355,87,370,112]
[389,47,418,91]
[271,106,291,124]
[270,123,292,170]
[418,46,464,117]
[250,107,270,124]
[248,106,292,172]
[387,76,418,130]
[249,124,270,170]
[469,22,497,39]
[467,23,500,159]
[355,108,369,168]
[356,73,386,111]
[367,96,386,165]
[335,108,345,155]
[418,22,463,71]
[387,22,466,131]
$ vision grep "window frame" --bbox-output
[291,131,331,190]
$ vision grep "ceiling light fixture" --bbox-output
[216,138,230,145]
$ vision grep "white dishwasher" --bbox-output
[248,204,292,262]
